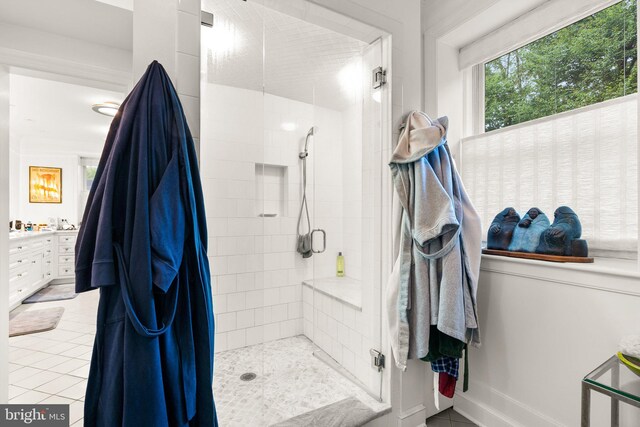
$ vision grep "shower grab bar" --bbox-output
[311,229,326,253]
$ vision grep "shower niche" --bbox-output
[255,163,287,218]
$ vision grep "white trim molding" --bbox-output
[459,0,622,69]
[454,383,565,427]
[480,255,640,297]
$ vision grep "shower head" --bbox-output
[300,126,316,158]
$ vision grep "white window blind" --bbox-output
[460,95,638,258]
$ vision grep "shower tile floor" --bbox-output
[214,335,389,426]
[7,287,389,426]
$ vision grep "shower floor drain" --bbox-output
[240,372,257,382]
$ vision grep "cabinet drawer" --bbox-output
[58,244,75,255]
[59,255,75,265]
[58,265,74,277]
[43,257,54,271]
[9,241,31,256]
[10,269,29,291]
[30,240,44,251]
[9,288,27,307]
[9,254,31,271]
[43,236,54,250]
[58,235,77,245]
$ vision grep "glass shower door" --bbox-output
[200,0,267,424]
[362,37,386,401]
[309,36,387,400]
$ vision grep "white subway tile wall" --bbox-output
[202,83,360,353]
[303,288,379,392]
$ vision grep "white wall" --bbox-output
[342,101,363,280]
[201,82,354,352]
[16,151,80,226]
[310,102,346,278]
[0,22,130,90]
[8,136,19,222]
[0,65,10,404]
[133,0,200,148]
[455,257,640,427]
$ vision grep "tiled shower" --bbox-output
[200,0,389,421]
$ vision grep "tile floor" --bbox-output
[8,287,98,427]
[426,407,478,426]
[8,287,389,427]
[214,335,388,426]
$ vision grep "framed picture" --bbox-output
[29,166,62,204]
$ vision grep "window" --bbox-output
[461,0,639,258]
[82,164,97,193]
[78,158,99,224]
[484,0,637,132]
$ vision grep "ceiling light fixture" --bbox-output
[91,102,120,117]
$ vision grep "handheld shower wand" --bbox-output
[299,126,315,159]
[297,126,323,258]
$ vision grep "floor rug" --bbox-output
[9,307,65,337]
[23,284,77,303]
[271,397,377,427]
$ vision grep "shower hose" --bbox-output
[296,154,312,258]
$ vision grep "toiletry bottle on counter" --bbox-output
[336,252,345,277]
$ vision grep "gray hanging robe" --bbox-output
[386,111,482,370]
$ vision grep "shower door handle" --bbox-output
[311,229,326,253]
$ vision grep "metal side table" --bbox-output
[582,355,640,426]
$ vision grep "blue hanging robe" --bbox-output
[75,61,217,427]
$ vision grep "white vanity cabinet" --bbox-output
[56,231,77,279]
[8,230,79,310]
[42,235,55,282]
[9,233,51,309]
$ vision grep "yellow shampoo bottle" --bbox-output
[336,252,345,277]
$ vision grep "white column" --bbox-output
[0,65,10,403]
[132,0,200,152]
[132,0,178,81]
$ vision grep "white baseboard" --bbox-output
[397,404,427,427]
[453,392,520,427]
[453,383,565,427]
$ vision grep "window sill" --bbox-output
[480,254,640,297]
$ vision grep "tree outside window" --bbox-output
[485,0,637,132]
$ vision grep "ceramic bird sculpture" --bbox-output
[487,207,520,250]
[508,207,550,253]
[536,206,587,256]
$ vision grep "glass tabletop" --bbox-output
[583,355,640,404]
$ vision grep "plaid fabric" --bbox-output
[431,356,459,379]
